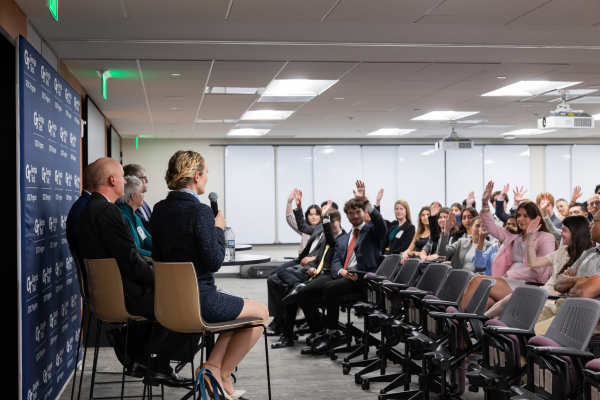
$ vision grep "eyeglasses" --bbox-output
[590,201,600,207]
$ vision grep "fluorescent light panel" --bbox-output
[482,81,580,97]
[196,119,238,123]
[467,124,515,129]
[241,110,294,120]
[206,87,264,95]
[501,129,556,136]
[412,111,479,121]
[227,128,270,136]
[367,128,416,136]
[261,79,338,100]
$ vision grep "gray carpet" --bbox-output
[58,277,484,400]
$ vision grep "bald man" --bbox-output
[589,194,600,222]
[77,158,191,387]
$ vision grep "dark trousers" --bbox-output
[280,270,310,337]
[297,273,363,332]
[270,259,298,276]
[277,266,308,287]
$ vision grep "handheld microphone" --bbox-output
[208,192,219,217]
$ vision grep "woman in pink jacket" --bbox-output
[460,181,557,310]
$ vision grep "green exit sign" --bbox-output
[47,0,58,21]
[102,74,108,99]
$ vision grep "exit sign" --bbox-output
[47,0,58,21]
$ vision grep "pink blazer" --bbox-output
[481,212,555,283]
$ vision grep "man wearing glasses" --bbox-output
[588,194,600,224]
[123,164,152,233]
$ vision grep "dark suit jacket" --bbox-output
[66,190,91,295]
[331,206,387,277]
[380,219,415,255]
[77,192,155,318]
[135,200,152,233]
[320,222,345,272]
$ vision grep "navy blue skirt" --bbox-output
[198,281,244,323]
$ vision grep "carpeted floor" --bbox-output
[58,276,484,400]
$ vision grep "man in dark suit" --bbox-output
[78,157,190,387]
[123,163,152,233]
[299,180,386,354]
[66,162,95,297]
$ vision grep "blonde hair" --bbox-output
[412,206,431,242]
[394,200,412,223]
[165,150,205,190]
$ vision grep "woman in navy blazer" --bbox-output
[151,150,268,398]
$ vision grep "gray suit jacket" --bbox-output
[438,235,492,272]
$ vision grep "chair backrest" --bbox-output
[393,259,420,285]
[376,255,402,279]
[464,278,496,340]
[498,286,549,331]
[84,258,141,323]
[545,298,600,350]
[153,262,206,333]
[416,263,451,293]
[71,250,88,302]
[434,269,473,303]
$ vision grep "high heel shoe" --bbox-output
[222,375,246,399]
[195,362,233,400]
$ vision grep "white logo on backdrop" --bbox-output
[65,172,72,187]
[55,261,63,277]
[54,170,63,185]
[48,216,58,233]
[60,127,67,143]
[48,119,57,137]
[65,88,72,105]
[42,266,52,284]
[34,112,44,131]
[34,219,46,235]
[41,167,51,184]
[74,97,80,112]
[35,321,46,342]
[70,132,77,147]
[54,78,63,96]
[42,363,52,384]
[49,310,58,329]
[25,164,38,182]
[24,50,36,74]
[27,273,39,293]
[61,215,68,230]
[74,175,80,188]
[40,65,51,86]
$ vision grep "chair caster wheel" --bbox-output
[293,334,299,340]
[343,357,350,363]
[343,363,350,375]
[362,379,370,390]
[355,374,363,384]
[379,396,385,400]
[380,389,387,395]
[330,353,338,361]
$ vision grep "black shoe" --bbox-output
[306,333,316,346]
[143,369,192,388]
[281,283,306,306]
[125,361,147,378]
[271,335,294,349]
[300,345,317,355]
[313,332,342,355]
[266,321,283,337]
[106,328,129,367]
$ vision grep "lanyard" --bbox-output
[309,245,329,281]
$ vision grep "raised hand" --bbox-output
[572,186,583,202]
[287,188,298,203]
[501,183,509,198]
[321,199,332,217]
[513,186,528,205]
[467,191,476,208]
[482,181,494,205]
[295,189,303,208]
[375,188,384,207]
[480,222,488,239]
[539,193,552,217]
[445,211,457,233]
[431,202,441,217]
[526,216,542,239]
[353,180,367,203]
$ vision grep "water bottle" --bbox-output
[225,227,235,262]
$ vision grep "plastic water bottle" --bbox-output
[225,227,235,262]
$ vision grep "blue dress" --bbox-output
[151,190,244,323]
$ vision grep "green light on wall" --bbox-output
[102,74,107,99]
[97,70,112,99]
[136,137,139,149]
[47,0,59,21]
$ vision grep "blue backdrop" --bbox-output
[19,36,82,400]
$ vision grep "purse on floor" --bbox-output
[195,368,226,400]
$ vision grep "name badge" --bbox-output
[137,226,147,240]
[395,231,404,239]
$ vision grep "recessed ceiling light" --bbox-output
[522,104,532,107]
[171,73,181,76]
[227,128,270,136]
[497,76,507,79]
[335,98,345,100]
[260,79,338,102]
[501,129,556,136]
[241,110,294,120]
[504,135,516,140]
[164,96,184,100]
[482,81,581,97]
[196,119,239,124]
[412,111,479,121]
[451,119,488,124]
[170,107,178,110]
[206,87,263,95]
[367,128,416,136]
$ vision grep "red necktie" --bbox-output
[343,229,359,270]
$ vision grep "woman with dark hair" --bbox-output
[401,206,431,262]
[451,203,463,226]
[438,215,492,272]
[455,207,479,239]
[460,181,557,310]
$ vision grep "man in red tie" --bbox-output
[298,180,387,355]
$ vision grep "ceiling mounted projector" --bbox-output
[538,90,595,130]
[435,127,473,151]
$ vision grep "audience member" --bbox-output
[534,210,600,336]
[285,189,311,255]
[123,164,152,233]
[299,181,386,354]
[462,191,477,210]
[535,192,562,229]
[490,185,509,226]
[420,207,458,261]
[596,184,600,195]
[116,176,152,257]
[555,198,569,221]
[151,150,268,398]
[495,184,527,224]
[401,206,431,262]
[460,182,556,310]
[78,158,190,387]
[588,194,600,221]
[455,207,479,239]
[379,194,415,256]
[451,203,463,226]
[539,193,562,242]
[569,202,588,217]
[472,215,518,276]
[438,214,492,272]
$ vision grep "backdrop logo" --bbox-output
[60,127,67,143]
[40,65,51,86]
[42,266,52,285]
[66,337,73,353]
[65,172,72,187]
[61,301,68,317]
[27,273,39,293]
[74,175,80,188]
[48,120,57,137]
[65,88,72,105]
[25,164,38,182]
[41,167,51,184]
[34,219,46,235]
[49,310,58,329]
[70,294,77,308]
[70,132,77,147]
[27,380,39,400]
[55,348,64,367]
[74,97,80,111]
[54,170,63,185]
[24,50,37,74]
[54,78,63,96]
[34,112,44,131]
[61,215,68,230]
[35,320,46,342]
[55,260,63,277]
[48,216,58,233]
[42,363,52,384]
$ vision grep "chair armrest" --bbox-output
[429,311,489,321]
[484,326,536,337]
[383,283,409,289]
[400,289,433,298]
[547,294,567,300]
[365,275,387,282]
[525,281,544,287]
[284,257,296,259]
[532,346,595,359]
[422,299,458,308]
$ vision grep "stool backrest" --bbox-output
[71,250,89,303]
[393,259,420,285]
[416,263,451,293]
[435,269,473,303]
[377,255,402,279]
[499,286,549,331]
[545,298,600,350]
[84,258,141,323]
[153,262,206,333]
